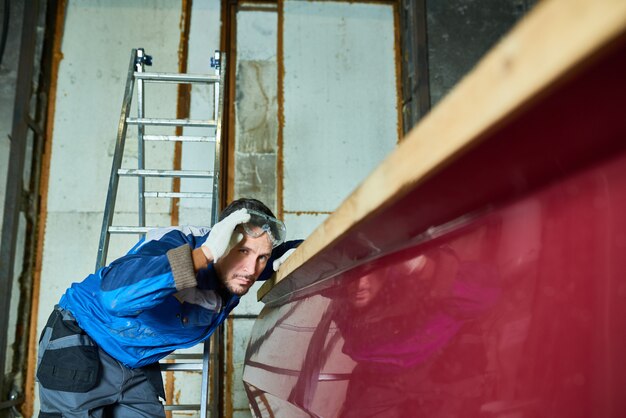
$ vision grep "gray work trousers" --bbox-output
[37,309,165,418]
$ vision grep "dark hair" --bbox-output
[219,198,276,221]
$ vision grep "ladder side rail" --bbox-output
[211,51,226,226]
[210,331,223,417]
[136,50,147,229]
[95,49,138,271]
[207,50,227,418]
[200,338,211,418]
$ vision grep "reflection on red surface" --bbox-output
[243,19,626,418]
[244,152,626,417]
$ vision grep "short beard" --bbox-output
[225,281,250,296]
[221,274,254,296]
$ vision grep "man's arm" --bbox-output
[192,246,214,271]
[98,229,200,316]
[98,210,251,316]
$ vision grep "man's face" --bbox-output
[347,273,384,309]
[215,231,273,296]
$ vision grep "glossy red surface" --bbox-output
[245,150,626,417]
[243,26,626,418]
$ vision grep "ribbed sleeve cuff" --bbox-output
[167,244,198,290]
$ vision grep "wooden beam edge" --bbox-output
[259,0,626,302]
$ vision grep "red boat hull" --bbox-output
[245,149,626,417]
[244,3,626,416]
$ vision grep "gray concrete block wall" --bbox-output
[427,0,537,106]
[179,0,221,227]
[282,1,398,225]
[234,59,279,207]
[234,12,279,215]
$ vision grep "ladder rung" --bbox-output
[163,353,203,360]
[143,135,215,142]
[144,191,212,199]
[164,405,201,411]
[160,363,204,371]
[134,71,219,84]
[108,226,152,234]
[118,169,214,178]
[127,117,217,127]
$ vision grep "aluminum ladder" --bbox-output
[96,48,226,417]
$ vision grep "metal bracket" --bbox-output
[210,50,221,70]
[135,48,153,67]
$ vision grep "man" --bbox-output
[37,198,297,417]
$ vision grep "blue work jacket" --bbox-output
[58,226,291,368]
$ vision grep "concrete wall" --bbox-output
[234,11,279,215]
[179,0,222,226]
[282,0,399,239]
[427,0,537,106]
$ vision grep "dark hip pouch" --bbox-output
[37,308,101,392]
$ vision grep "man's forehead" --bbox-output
[240,233,272,254]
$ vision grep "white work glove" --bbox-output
[202,209,251,262]
[273,248,296,272]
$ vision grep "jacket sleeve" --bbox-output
[98,228,202,316]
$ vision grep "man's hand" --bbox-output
[273,248,296,272]
[202,209,251,262]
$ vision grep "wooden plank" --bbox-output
[259,0,626,301]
